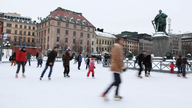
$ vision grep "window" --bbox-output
[57,22,60,26]
[73,38,76,43]
[23,37,26,42]
[28,32,31,36]
[15,24,18,28]
[92,48,93,52]
[65,30,68,35]
[87,40,89,45]
[24,31,26,35]
[87,34,90,38]
[92,35,94,38]
[65,37,68,43]
[32,32,35,36]
[66,23,69,27]
[33,27,35,30]
[28,38,30,42]
[73,31,76,36]
[14,37,17,42]
[96,39,98,44]
[28,26,31,30]
[44,37,46,42]
[81,32,83,37]
[92,28,94,32]
[7,23,12,27]
[74,24,76,29]
[81,26,83,30]
[73,46,75,50]
[102,40,104,44]
[88,27,90,31]
[57,37,60,42]
[24,25,27,29]
[49,22,50,25]
[15,30,17,34]
[57,29,60,34]
[48,36,49,42]
[20,25,22,28]
[19,31,22,35]
[48,28,50,33]
[80,39,83,44]
[92,41,94,45]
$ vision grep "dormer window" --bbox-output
[78,19,83,25]
[65,16,70,22]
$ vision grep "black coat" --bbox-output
[143,55,152,68]
[136,53,145,63]
[12,52,16,60]
[176,57,182,66]
[46,50,57,66]
[62,52,73,66]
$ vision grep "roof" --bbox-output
[95,31,116,38]
[48,7,95,27]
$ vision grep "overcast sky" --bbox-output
[1,0,191,35]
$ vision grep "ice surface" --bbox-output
[0,61,192,108]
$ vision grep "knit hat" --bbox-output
[171,62,173,64]
[91,58,94,61]
[22,46,26,49]
[67,49,71,53]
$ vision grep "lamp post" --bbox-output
[62,44,64,55]
[20,37,22,48]
[0,32,4,62]
[36,22,39,52]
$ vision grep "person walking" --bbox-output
[11,51,16,66]
[143,54,152,77]
[26,51,31,66]
[87,58,95,78]
[37,51,43,67]
[180,57,191,78]
[85,57,90,69]
[169,62,176,74]
[15,46,27,78]
[62,49,73,77]
[101,37,127,100]
[176,55,182,77]
[40,47,58,80]
[136,51,146,78]
[77,53,82,70]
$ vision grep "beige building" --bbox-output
[139,39,153,54]
[94,31,116,54]
[168,35,182,56]
[122,37,139,56]
[0,12,36,47]
[38,7,95,56]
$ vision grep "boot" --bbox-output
[22,75,26,78]
[101,93,108,101]
[145,74,148,77]
[177,74,181,77]
[15,74,18,78]
[114,95,122,99]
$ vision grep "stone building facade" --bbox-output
[168,35,182,56]
[180,33,192,56]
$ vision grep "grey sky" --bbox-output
[1,0,191,35]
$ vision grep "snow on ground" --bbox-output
[0,61,192,108]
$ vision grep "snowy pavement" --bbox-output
[0,61,192,108]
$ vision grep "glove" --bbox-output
[189,64,191,67]
[122,68,127,72]
[93,66,96,69]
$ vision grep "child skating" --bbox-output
[169,62,176,74]
[87,58,95,78]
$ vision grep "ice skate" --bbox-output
[67,75,70,78]
[137,75,143,78]
[114,95,122,100]
[183,76,187,79]
[22,75,26,78]
[48,77,51,80]
[101,93,109,101]
[15,74,18,78]
[64,73,67,77]
[145,74,148,77]
[177,74,181,77]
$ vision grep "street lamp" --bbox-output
[0,32,4,63]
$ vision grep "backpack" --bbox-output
[9,56,12,61]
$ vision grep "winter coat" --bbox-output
[143,55,152,68]
[16,49,27,62]
[37,52,43,60]
[86,58,90,65]
[89,62,95,70]
[62,52,73,66]
[12,52,16,60]
[26,51,31,59]
[78,54,82,62]
[46,50,57,66]
[36,52,39,58]
[176,57,182,66]
[181,57,190,65]
[110,43,125,73]
[136,53,145,64]
[169,64,176,69]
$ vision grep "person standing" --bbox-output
[85,57,90,69]
[37,51,43,67]
[40,47,58,80]
[62,49,73,77]
[180,57,191,78]
[77,53,82,70]
[143,54,152,77]
[169,62,176,74]
[26,51,31,66]
[11,51,16,66]
[176,55,182,77]
[15,46,27,78]
[87,58,95,78]
[136,51,146,78]
[101,37,127,100]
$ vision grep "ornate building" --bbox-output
[180,33,192,56]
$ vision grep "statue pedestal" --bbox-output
[152,32,169,57]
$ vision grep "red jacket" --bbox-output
[89,62,95,70]
[169,64,176,69]
[16,50,27,62]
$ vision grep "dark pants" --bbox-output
[86,64,89,69]
[176,65,180,74]
[138,62,143,75]
[78,62,82,69]
[64,65,70,75]
[145,64,151,75]
[40,65,53,78]
[37,59,42,66]
[104,73,121,95]
[181,64,186,76]
[16,61,25,74]
[27,59,31,66]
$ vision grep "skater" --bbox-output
[143,54,152,77]
[40,47,58,80]
[87,58,95,78]
[101,37,127,100]
[136,51,146,78]
[62,49,73,77]
[77,53,82,70]
[11,51,16,66]
[169,62,176,74]
[176,55,182,77]
[37,51,43,67]
[26,51,31,66]
[15,46,27,78]
[85,57,90,69]
[180,57,191,78]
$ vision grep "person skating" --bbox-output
[176,55,182,77]
[136,51,146,78]
[77,53,82,70]
[85,57,90,69]
[40,47,58,80]
[26,51,31,66]
[15,46,27,78]
[11,51,16,66]
[143,54,152,77]
[101,37,127,100]
[180,57,191,78]
[37,51,43,67]
[62,49,73,77]
[87,58,95,78]
[169,62,176,74]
